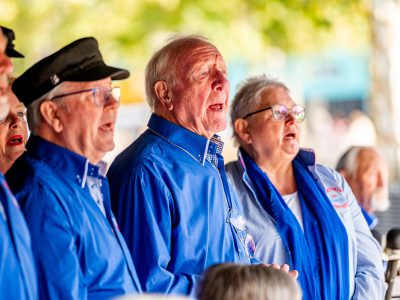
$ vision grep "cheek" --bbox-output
[0,128,6,147]
[22,122,29,139]
[297,126,302,140]
[360,177,375,193]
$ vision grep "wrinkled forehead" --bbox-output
[8,89,24,108]
[179,44,225,70]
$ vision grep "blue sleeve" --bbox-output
[17,183,87,300]
[112,167,200,296]
[342,180,386,299]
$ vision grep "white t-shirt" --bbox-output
[282,191,304,231]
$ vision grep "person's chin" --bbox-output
[98,139,115,153]
[7,146,26,160]
[284,142,300,155]
[371,196,390,212]
[206,118,227,134]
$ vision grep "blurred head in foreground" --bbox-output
[197,263,301,300]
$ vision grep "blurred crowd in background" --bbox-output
[2,0,400,231]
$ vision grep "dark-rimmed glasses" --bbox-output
[242,104,306,123]
[50,86,121,107]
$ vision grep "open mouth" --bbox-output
[208,103,224,111]
[7,135,24,146]
[283,132,296,140]
[99,122,115,132]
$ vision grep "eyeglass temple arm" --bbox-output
[242,106,273,119]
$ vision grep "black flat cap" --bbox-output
[12,37,130,106]
[0,26,24,58]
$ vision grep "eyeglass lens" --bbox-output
[272,104,305,122]
[94,87,121,106]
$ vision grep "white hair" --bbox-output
[145,34,214,110]
[26,83,65,134]
[336,146,379,178]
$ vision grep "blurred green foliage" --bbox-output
[1,0,371,103]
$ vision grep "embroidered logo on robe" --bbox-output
[326,186,348,208]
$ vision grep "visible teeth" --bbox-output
[210,104,223,110]
[8,138,22,144]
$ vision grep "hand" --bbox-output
[263,263,299,279]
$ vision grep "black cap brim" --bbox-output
[6,48,24,58]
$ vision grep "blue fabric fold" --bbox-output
[360,206,378,229]
[241,149,349,300]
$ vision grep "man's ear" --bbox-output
[154,80,173,110]
[39,100,63,133]
[234,118,252,145]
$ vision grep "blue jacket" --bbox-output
[0,173,37,300]
[360,206,378,229]
[225,149,386,300]
[6,135,141,300]
[108,114,253,296]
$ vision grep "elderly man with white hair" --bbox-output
[6,37,141,299]
[107,35,257,296]
[336,146,389,230]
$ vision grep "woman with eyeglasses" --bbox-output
[225,75,385,300]
[0,80,28,173]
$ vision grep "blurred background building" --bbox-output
[2,0,400,234]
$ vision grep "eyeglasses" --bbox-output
[242,104,306,123]
[227,208,256,258]
[50,86,121,107]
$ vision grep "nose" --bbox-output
[285,112,296,125]
[8,113,22,129]
[104,95,119,110]
[377,170,386,188]
[211,69,228,92]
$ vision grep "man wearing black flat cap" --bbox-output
[0,25,38,300]
[6,37,142,299]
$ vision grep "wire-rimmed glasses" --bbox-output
[242,104,305,123]
[50,86,121,107]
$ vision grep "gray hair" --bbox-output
[26,83,65,134]
[336,146,378,178]
[197,263,301,300]
[230,74,289,144]
[145,34,215,110]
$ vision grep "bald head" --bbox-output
[337,146,389,213]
